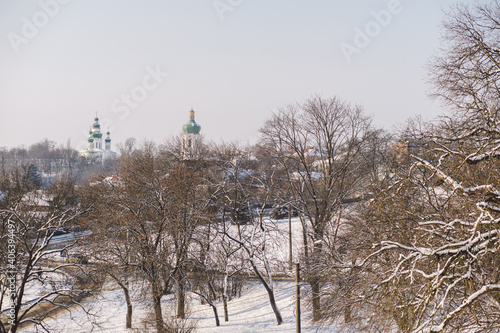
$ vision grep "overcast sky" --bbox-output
[0,0,471,150]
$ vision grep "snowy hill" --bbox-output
[22,279,336,332]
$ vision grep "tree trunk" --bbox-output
[310,231,323,321]
[114,278,133,329]
[223,294,229,322]
[153,294,164,333]
[211,304,220,327]
[125,289,133,329]
[267,288,283,325]
[177,282,185,319]
[311,280,321,321]
[250,260,283,325]
[121,284,133,329]
[223,273,229,321]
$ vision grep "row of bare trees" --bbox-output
[1,95,393,332]
[73,93,378,332]
[0,88,463,332]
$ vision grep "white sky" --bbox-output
[0,0,468,150]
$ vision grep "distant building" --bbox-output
[80,115,116,160]
[20,190,52,213]
[392,136,424,163]
[182,108,202,159]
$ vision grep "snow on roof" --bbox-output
[90,175,122,187]
[21,190,52,207]
[103,175,121,185]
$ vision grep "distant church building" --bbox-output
[80,115,116,160]
[182,108,201,159]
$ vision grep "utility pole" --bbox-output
[288,203,293,271]
[296,262,301,333]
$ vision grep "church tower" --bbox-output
[182,108,201,159]
[105,131,112,150]
[80,114,115,160]
[90,116,103,150]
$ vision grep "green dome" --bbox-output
[105,137,111,142]
[88,137,94,143]
[183,109,201,134]
[92,132,103,139]
[183,120,201,134]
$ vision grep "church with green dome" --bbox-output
[80,115,116,160]
[182,108,202,159]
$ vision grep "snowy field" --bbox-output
[21,279,337,332]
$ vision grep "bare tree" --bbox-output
[325,3,500,332]
[84,145,176,333]
[0,169,90,333]
[116,137,137,155]
[259,95,371,320]
[84,141,212,332]
[189,250,222,327]
[80,185,137,330]
[209,143,285,325]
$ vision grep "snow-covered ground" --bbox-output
[1,271,74,314]
[22,279,337,332]
[18,216,340,332]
